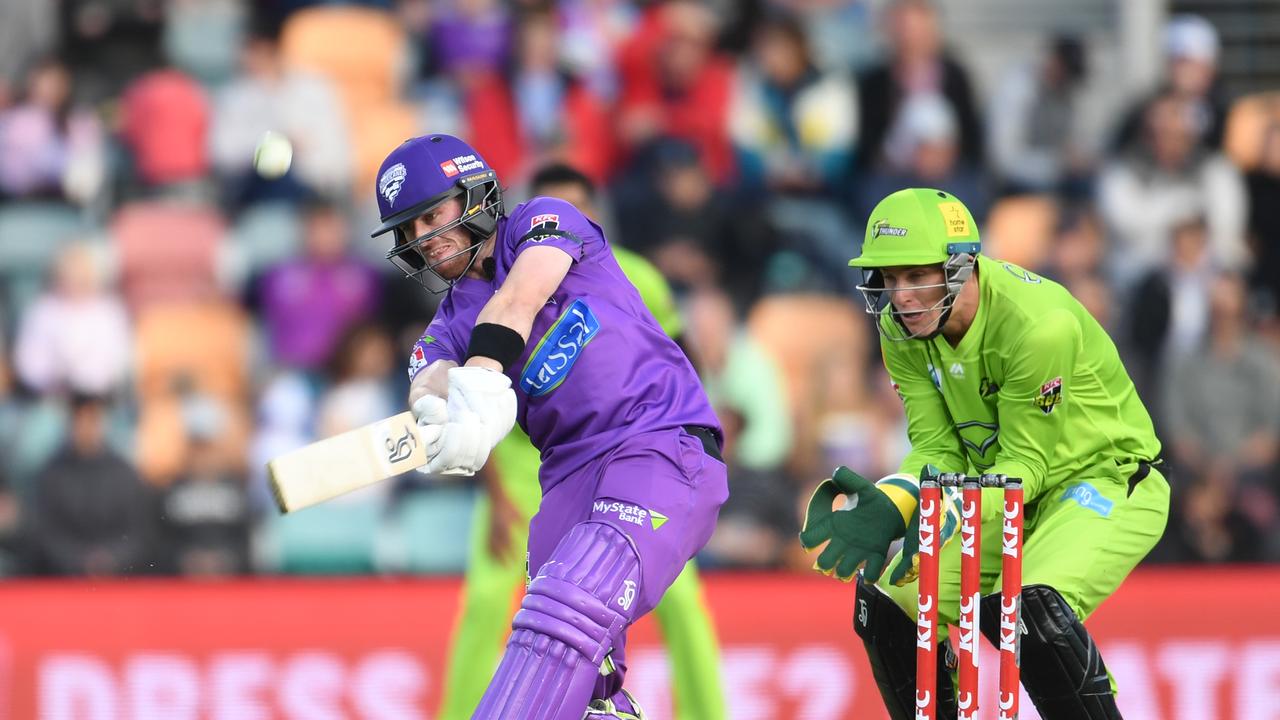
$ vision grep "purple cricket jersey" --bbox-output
[411,197,721,486]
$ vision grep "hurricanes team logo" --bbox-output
[379,163,407,206]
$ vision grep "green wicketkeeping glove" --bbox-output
[888,465,962,586]
[799,466,907,582]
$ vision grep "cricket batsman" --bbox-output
[435,163,727,720]
[371,134,727,719]
[799,188,1170,719]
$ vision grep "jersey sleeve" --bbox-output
[882,333,967,478]
[507,197,598,264]
[407,310,464,382]
[986,307,1081,502]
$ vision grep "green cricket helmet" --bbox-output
[849,188,980,341]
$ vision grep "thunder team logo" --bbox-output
[379,163,407,206]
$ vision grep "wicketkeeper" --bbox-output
[800,188,1169,719]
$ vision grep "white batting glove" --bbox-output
[419,367,516,476]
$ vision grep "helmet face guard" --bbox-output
[384,171,503,293]
[856,252,976,341]
[371,134,505,293]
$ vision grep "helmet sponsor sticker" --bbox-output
[872,220,909,238]
[937,201,971,237]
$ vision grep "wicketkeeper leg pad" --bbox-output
[853,579,958,720]
[980,585,1122,720]
[472,521,643,720]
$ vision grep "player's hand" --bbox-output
[889,465,962,586]
[447,367,516,447]
[410,394,447,475]
[799,467,907,582]
[420,368,517,475]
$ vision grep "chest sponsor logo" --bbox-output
[378,163,407,206]
[956,420,999,469]
[927,363,942,390]
[519,299,599,396]
[1035,376,1062,414]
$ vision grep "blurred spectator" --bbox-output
[27,393,151,576]
[13,243,131,396]
[728,10,857,197]
[1098,93,1248,290]
[1154,478,1264,563]
[1245,122,1280,318]
[463,6,617,185]
[157,393,251,576]
[0,455,19,575]
[1125,216,1215,404]
[0,56,105,204]
[616,0,737,183]
[853,93,991,226]
[612,140,773,310]
[853,0,983,174]
[1161,273,1280,543]
[316,323,398,439]
[1114,14,1228,154]
[429,0,512,85]
[556,0,638,100]
[988,35,1093,197]
[1043,206,1106,284]
[118,67,210,190]
[247,373,315,514]
[250,200,382,371]
[684,288,792,472]
[210,14,352,206]
[0,0,57,108]
[58,0,165,105]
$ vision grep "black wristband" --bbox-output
[466,323,526,370]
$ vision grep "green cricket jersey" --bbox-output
[881,255,1160,503]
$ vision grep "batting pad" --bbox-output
[472,521,642,720]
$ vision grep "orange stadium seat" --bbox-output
[133,301,250,402]
[111,200,225,312]
[279,5,420,195]
[747,294,868,477]
[348,103,421,200]
[280,5,406,109]
[1224,92,1280,172]
[982,194,1059,272]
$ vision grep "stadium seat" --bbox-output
[0,203,88,333]
[983,194,1058,272]
[111,200,226,311]
[133,301,250,402]
[229,202,302,283]
[388,484,477,574]
[264,486,387,574]
[162,0,245,86]
[746,295,868,476]
[1224,92,1280,172]
[348,103,421,200]
[280,5,408,110]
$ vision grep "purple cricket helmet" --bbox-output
[371,133,505,292]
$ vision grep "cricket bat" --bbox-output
[267,412,427,513]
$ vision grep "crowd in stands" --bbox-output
[0,0,1277,578]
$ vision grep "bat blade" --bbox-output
[267,412,427,513]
